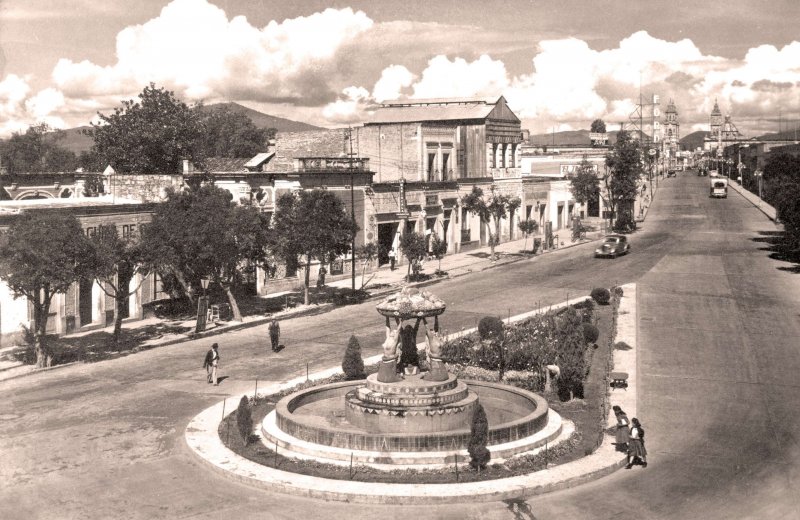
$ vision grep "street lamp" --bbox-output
[201,277,210,296]
[196,277,211,333]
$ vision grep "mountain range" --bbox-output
[55,102,323,155]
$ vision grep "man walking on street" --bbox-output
[269,319,281,352]
[203,343,220,385]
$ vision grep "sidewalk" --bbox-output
[728,178,778,221]
[0,230,607,383]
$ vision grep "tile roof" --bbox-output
[204,158,250,172]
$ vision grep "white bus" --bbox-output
[710,178,728,198]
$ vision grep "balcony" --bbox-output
[295,157,370,172]
[489,167,521,179]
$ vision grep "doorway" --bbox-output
[79,277,94,326]
[378,222,399,266]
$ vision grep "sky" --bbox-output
[1,0,800,139]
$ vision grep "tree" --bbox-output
[398,231,427,281]
[271,189,357,305]
[519,219,538,253]
[0,212,91,367]
[140,184,272,320]
[0,123,77,173]
[84,225,148,343]
[468,403,491,470]
[342,335,366,380]
[199,105,275,158]
[356,242,378,289]
[236,396,253,445]
[429,234,448,273]
[570,156,600,214]
[460,186,521,261]
[763,153,800,249]
[590,119,606,133]
[86,83,206,174]
[604,130,642,231]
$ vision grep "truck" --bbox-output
[710,177,728,198]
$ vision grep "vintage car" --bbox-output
[594,235,630,258]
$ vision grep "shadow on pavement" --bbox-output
[752,230,800,274]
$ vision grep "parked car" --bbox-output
[594,235,630,258]
[667,170,677,178]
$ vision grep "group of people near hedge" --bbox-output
[613,405,647,469]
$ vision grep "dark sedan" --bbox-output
[594,235,630,258]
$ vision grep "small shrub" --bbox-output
[473,341,503,370]
[582,323,599,345]
[468,403,491,470]
[342,335,366,380]
[614,341,632,350]
[590,287,611,305]
[440,336,475,365]
[478,316,504,341]
[236,395,253,444]
[612,286,624,297]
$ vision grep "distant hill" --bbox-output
[45,102,323,155]
[753,128,800,141]
[680,130,708,152]
[199,102,323,133]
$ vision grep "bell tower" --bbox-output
[709,99,722,138]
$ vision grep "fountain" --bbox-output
[261,287,563,466]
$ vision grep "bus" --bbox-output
[710,178,728,198]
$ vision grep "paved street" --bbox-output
[2,171,800,519]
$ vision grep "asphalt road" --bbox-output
[1,171,799,519]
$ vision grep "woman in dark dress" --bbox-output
[612,405,630,452]
[626,417,647,468]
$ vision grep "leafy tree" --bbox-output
[590,119,606,133]
[519,219,538,252]
[763,153,800,249]
[0,123,77,173]
[86,83,206,174]
[570,156,600,214]
[236,396,253,444]
[468,403,491,470]
[398,231,427,280]
[460,186,521,261]
[140,184,272,320]
[604,130,642,231]
[342,335,366,380]
[0,212,91,367]
[429,234,448,273]
[199,105,275,158]
[84,225,148,343]
[271,189,356,305]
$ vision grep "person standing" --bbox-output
[626,417,647,468]
[388,248,396,271]
[612,405,630,452]
[269,319,281,352]
[203,343,220,385]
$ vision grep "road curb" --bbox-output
[184,285,638,504]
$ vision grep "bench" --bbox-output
[610,371,629,390]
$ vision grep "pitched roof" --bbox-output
[203,158,250,172]
[365,98,501,125]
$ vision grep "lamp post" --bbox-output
[347,127,356,295]
[196,278,210,333]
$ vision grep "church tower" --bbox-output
[663,99,680,170]
[709,99,722,139]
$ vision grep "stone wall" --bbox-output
[268,129,348,172]
[354,124,422,183]
[104,174,183,202]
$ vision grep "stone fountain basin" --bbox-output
[270,379,549,453]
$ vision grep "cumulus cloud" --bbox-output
[51,0,373,106]
[321,86,371,124]
[372,65,414,103]
[411,55,510,99]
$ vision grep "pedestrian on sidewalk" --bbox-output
[203,343,220,385]
[269,319,281,352]
[388,248,396,271]
[612,405,630,452]
[626,417,647,468]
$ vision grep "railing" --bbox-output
[295,157,370,172]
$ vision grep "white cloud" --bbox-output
[372,65,414,102]
[411,55,509,99]
[322,86,370,124]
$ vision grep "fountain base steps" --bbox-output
[260,408,570,469]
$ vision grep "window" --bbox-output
[441,153,449,180]
[427,152,437,182]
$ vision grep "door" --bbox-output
[79,277,93,326]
